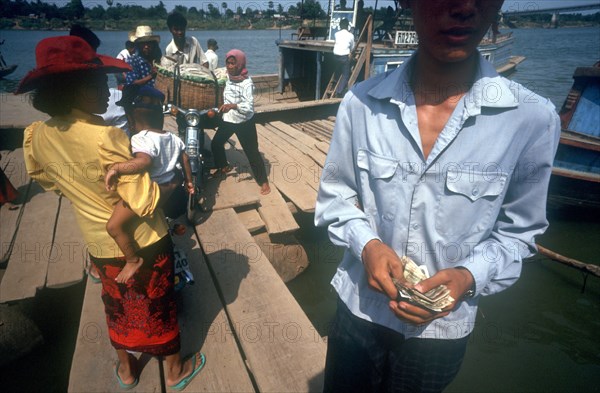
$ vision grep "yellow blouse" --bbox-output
[23,109,168,258]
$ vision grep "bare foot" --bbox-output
[260,182,271,195]
[115,257,143,284]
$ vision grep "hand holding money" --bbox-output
[392,256,455,313]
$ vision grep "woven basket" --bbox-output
[155,72,224,110]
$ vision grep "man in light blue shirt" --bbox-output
[315,1,560,392]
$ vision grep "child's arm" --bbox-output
[180,152,195,194]
[105,152,153,191]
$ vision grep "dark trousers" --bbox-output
[324,299,469,393]
[334,54,351,95]
[211,118,269,185]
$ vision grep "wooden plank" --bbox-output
[255,126,318,213]
[46,196,86,289]
[0,188,59,302]
[315,141,330,155]
[267,122,327,167]
[170,218,256,392]
[68,277,163,393]
[257,185,299,235]
[0,93,48,129]
[236,209,266,234]
[196,209,326,392]
[201,170,261,211]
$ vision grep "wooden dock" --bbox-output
[0,92,337,392]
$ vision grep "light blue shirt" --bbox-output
[315,53,560,339]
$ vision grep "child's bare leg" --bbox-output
[106,200,144,283]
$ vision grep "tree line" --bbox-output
[0,0,328,30]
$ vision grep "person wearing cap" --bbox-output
[164,12,208,68]
[205,38,219,71]
[104,85,194,284]
[125,25,162,88]
[18,36,206,391]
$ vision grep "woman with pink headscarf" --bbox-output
[211,49,271,195]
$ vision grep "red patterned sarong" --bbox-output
[90,236,181,356]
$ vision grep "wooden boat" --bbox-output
[275,1,526,102]
[549,62,600,210]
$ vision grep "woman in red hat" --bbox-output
[17,36,205,391]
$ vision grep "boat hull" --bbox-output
[0,64,17,79]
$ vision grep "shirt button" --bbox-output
[472,188,479,197]
[384,213,394,221]
[412,223,419,230]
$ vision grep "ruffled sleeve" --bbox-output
[97,127,161,217]
[23,121,58,191]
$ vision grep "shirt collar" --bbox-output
[368,51,519,114]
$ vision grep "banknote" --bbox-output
[393,256,455,312]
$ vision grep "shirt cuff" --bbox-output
[347,220,381,262]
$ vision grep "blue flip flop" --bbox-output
[115,359,139,390]
[168,352,206,391]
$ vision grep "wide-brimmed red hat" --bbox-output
[15,36,131,94]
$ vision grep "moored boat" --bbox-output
[549,61,600,210]
[0,64,17,79]
[275,1,526,102]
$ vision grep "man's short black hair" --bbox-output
[340,18,349,30]
[167,12,187,29]
[125,41,135,49]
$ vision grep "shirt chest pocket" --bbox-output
[435,169,508,238]
[356,149,399,220]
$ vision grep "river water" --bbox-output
[1,27,599,392]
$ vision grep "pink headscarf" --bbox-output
[226,49,249,82]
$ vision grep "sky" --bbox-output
[34,0,600,13]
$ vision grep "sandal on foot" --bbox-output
[168,352,206,391]
[115,359,139,390]
[87,266,101,284]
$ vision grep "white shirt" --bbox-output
[131,130,186,184]
[205,49,218,71]
[315,53,560,339]
[116,48,132,62]
[333,29,355,56]
[100,88,129,136]
[164,36,208,65]
[222,77,254,124]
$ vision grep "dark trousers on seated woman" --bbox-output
[211,118,269,185]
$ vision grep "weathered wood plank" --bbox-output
[266,122,327,167]
[46,196,86,289]
[170,218,256,392]
[0,188,59,303]
[255,125,318,213]
[315,141,330,156]
[201,170,261,212]
[257,186,299,235]
[68,277,163,393]
[236,208,266,234]
[196,209,326,392]
[0,93,48,129]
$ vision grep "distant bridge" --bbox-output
[501,3,599,27]
[502,3,600,17]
